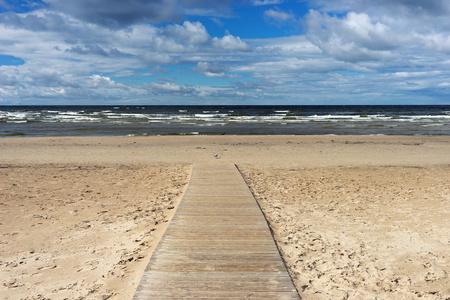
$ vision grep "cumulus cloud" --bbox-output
[149,82,197,95]
[89,75,123,88]
[304,0,450,64]
[138,52,173,64]
[0,10,67,31]
[0,2,254,103]
[1,0,449,104]
[0,68,17,86]
[194,62,225,77]
[250,35,321,56]
[163,21,209,46]
[194,62,239,78]
[66,44,128,57]
[304,0,450,39]
[212,34,249,51]
[233,80,264,90]
[233,56,371,79]
[415,32,450,53]
[305,10,398,62]
[24,68,81,88]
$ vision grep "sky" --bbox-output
[0,0,449,105]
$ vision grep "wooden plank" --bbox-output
[133,163,299,299]
[140,271,294,282]
[134,290,300,299]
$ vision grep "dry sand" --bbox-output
[241,166,449,299]
[1,135,449,299]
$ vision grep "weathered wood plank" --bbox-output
[133,163,299,299]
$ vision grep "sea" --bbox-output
[1,105,449,137]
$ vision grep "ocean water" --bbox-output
[1,105,449,137]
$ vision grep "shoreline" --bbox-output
[2,135,449,167]
[1,135,449,299]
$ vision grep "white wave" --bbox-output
[146,114,171,120]
[117,113,149,118]
[302,114,402,122]
[196,114,220,118]
[421,124,445,127]
[58,111,80,115]
[45,114,101,122]
[403,115,450,120]
[4,112,28,119]
[171,116,194,121]
[228,116,258,121]
[7,120,27,123]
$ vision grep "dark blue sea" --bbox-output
[1,105,449,137]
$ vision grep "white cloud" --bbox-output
[305,10,399,62]
[1,0,449,104]
[41,87,66,96]
[304,0,450,51]
[194,62,225,77]
[250,35,321,56]
[417,32,450,53]
[212,34,249,51]
[0,7,256,104]
[0,68,17,86]
[304,4,450,68]
[89,75,120,88]
[194,62,239,78]
[149,82,196,95]
[251,0,284,6]
[139,52,174,64]
[164,21,210,46]
[264,8,295,22]
[305,0,450,16]
[151,82,183,92]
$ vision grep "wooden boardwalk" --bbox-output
[133,163,300,299]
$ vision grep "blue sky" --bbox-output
[0,0,449,105]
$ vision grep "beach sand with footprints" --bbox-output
[1,135,449,299]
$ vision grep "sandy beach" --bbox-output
[1,135,449,299]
